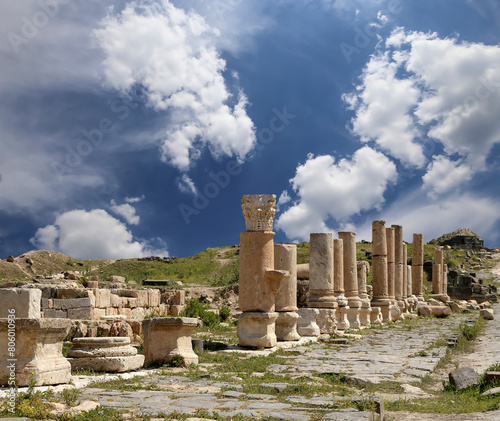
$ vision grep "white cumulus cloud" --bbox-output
[30,209,168,260]
[345,28,500,194]
[277,146,397,241]
[422,156,473,198]
[110,200,140,225]
[94,1,256,172]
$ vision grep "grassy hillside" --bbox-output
[0,242,486,288]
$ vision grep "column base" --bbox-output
[238,312,278,348]
[297,308,320,337]
[276,311,300,341]
[315,308,337,334]
[359,307,371,328]
[0,319,71,386]
[345,307,361,329]
[370,307,383,325]
[335,306,350,331]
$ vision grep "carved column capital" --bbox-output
[241,194,276,232]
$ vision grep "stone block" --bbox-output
[170,305,185,316]
[0,318,71,386]
[110,293,122,307]
[485,372,500,384]
[315,308,337,334]
[0,288,41,318]
[92,308,106,319]
[41,298,52,309]
[159,304,170,315]
[449,367,479,390]
[43,309,67,319]
[450,302,467,312]
[418,305,451,318]
[107,275,126,283]
[67,307,92,320]
[480,309,494,320]
[67,337,144,372]
[297,308,320,337]
[56,288,83,299]
[95,289,111,308]
[174,290,185,305]
[53,297,91,310]
[118,308,132,318]
[124,297,138,308]
[142,317,198,365]
[237,312,278,348]
[147,289,161,307]
[87,290,96,307]
[127,320,142,336]
[69,355,144,372]
[105,307,118,316]
[130,307,146,320]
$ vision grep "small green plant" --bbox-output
[59,388,81,406]
[167,355,185,367]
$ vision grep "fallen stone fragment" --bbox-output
[449,367,479,390]
[418,305,451,318]
[482,386,500,397]
[479,309,494,320]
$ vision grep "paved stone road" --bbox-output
[2,305,499,420]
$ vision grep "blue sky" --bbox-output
[1,0,500,260]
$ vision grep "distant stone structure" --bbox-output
[436,228,484,250]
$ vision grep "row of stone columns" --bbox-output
[371,221,425,321]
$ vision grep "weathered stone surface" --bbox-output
[69,355,144,373]
[94,289,111,308]
[67,337,144,372]
[237,312,278,348]
[450,302,467,312]
[480,309,494,320]
[297,308,320,337]
[372,220,387,256]
[142,317,198,365]
[0,318,71,386]
[147,289,161,307]
[0,288,41,318]
[296,263,309,280]
[308,233,336,308]
[241,194,275,232]
[449,367,479,390]
[274,244,298,312]
[339,231,361,309]
[333,238,347,305]
[43,309,67,318]
[433,263,443,295]
[239,231,278,313]
[275,311,300,341]
[53,297,91,310]
[418,305,451,318]
[315,308,337,334]
[107,275,126,283]
[67,307,92,320]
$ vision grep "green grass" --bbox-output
[84,246,240,286]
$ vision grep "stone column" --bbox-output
[412,233,424,301]
[275,244,300,341]
[386,227,396,304]
[238,195,287,348]
[371,221,391,321]
[334,238,350,330]
[357,261,371,327]
[401,243,410,314]
[308,233,336,309]
[443,263,449,299]
[406,265,416,312]
[307,233,337,334]
[392,224,405,310]
[339,231,361,329]
[432,263,442,295]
